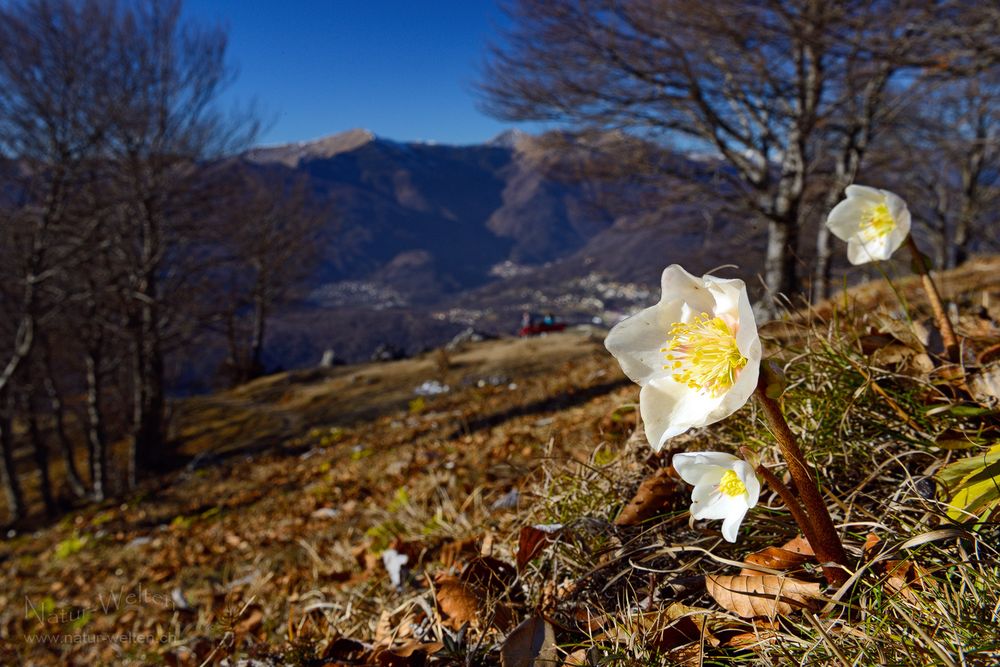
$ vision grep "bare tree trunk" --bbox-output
[949,157,982,269]
[948,216,970,269]
[764,219,799,310]
[224,311,241,383]
[813,159,854,302]
[813,222,833,302]
[249,288,267,378]
[936,221,950,270]
[0,393,25,522]
[128,194,166,488]
[42,345,86,499]
[26,397,55,516]
[0,312,34,398]
[815,64,889,302]
[86,344,108,502]
[131,328,164,488]
[947,121,990,269]
[129,266,164,489]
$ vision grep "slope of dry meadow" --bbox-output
[3,257,1000,666]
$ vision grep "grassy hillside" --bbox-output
[3,258,1000,666]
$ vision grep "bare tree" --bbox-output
[102,0,257,485]
[810,43,903,300]
[0,0,258,520]
[0,0,115,520]
[482,0,1000,308]
[214,168,325,383]
[891,74,1000,269]
[38,337,88,499]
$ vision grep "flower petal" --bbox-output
[733,460,760,508]
[709,288,761,423]
[844,184,884,202]
[721,504,749,542]
[604,302,679,385]
[692,490,745,521]
[885,198,911,256]
[660,264,718,316]
[672,452,738,485]
[846,238,875,265]
[825,198,867,241]
[640,377,723,449]
[607,264,760,449]
[702,274,743,320]
[732,279,760,359]
[883,189,909,229]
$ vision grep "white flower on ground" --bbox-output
[605,265,761,450]
[672,452,760,542]
[826,185,911,265]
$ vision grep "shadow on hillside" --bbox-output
[447,377,630,439]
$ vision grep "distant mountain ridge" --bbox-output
[234,129,771,368]
[247,128,377,167]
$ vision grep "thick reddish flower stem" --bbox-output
[740,445,819,548]
[905,236,960,364]
[754,377,850,586]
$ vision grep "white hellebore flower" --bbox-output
[826,184,911,265]
[605,265,761,450]
[673,452,760,542]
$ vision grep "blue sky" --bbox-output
[185,0,532,146]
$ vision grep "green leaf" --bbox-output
[938,444,1000,522]
[961,459,1000,488]
[936,444,1000,490]
[946,475,1000,521]
[947,405,997,417]
[53,534,86,559]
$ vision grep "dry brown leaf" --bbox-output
[722,625,781,649]
[870,341,914,366]
[882,559,938,601]
[375,609,417,646]
[968,361,1000,405]
[372,640,444,667]
[978,342,1000,365]
[571,607,609,634]
[742,546,811,573]
[885,575,919,604]
[780,535,815,557]
[706,574,820,618]
[869,338,934,376]
[500,614,557,667]
[517,525,562,572]
[435,572,515,631]
[863,533,883,561]
[669,643,704,666]
[562,648,591,666]
[434,575,480,628]
[614,467,679,526]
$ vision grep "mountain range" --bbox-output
[240,129,771,368]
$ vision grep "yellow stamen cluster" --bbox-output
[718,469,747,497]
[662,314,746,396]
[860,201,896,242]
